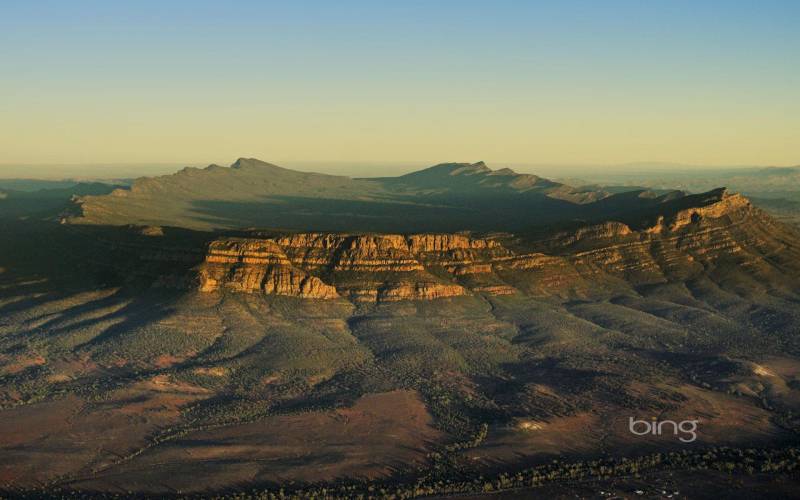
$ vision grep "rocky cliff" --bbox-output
[196,233,499,301]
[199,239,339,298]
[191,189,800,302]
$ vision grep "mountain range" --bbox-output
[1,159,800,497]
[64,158,692,233]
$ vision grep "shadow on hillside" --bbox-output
[188,194,585,233]
[0,220,215,369]
[0,219,212,290]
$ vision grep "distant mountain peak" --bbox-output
[470,160,489,170]
[231,157,281,170]
[490,167,517,176]
[401,161,492,179]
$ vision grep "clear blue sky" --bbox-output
[1,1,798,168]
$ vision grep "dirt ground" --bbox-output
[62,389,442,493]
[0,377,211,487]
[462,381,788,468]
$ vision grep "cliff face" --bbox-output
[668,190,751,231]
[198,239,339,298]
[192,190,800,302]
[196,233,505,301]
[517,189,798,296]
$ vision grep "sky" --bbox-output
[1,1,798,173]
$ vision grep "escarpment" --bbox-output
[668,190,752,231]
[187,190,800,302]
[79,185,796,302]
[198,238,339,298]
[196,233,498,302]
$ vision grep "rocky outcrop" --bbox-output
[198,238,338,298]
[668,190,751,231]
[406,234,502,252]
[332,235,424,272]
[377,282,467,302]
[200,263,339,299]
[195,233,508,302]
[470,284,516,295]
[186,189,795,302]
[205,239,291,266]
[556,222,633,246]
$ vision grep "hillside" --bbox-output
[570,165,800,228]
[0,182,121,219]
[64,158,643,232]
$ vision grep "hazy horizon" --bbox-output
[1,158,798,181]
[2,1,799,167]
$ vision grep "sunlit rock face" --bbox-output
[193,189,794,303]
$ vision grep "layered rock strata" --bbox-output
[193,190,798,302]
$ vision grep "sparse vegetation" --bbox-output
[1,170,800,496]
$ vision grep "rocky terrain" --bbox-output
[170,187,798,308]
[1,161,800,497]
[571,164,800,228]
